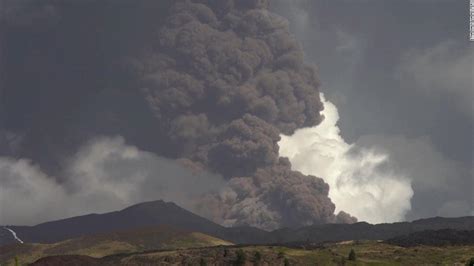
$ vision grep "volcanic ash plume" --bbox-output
[120,0,354,230]
[279,95,414,224]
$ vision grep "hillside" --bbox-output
[2,201,474,247]
[0,226,232,265]
[1,200,269,246]
[1,200,474,265]
[28,241,474,266]
[272,216,474,244]
[3,200,227,244]
[385,229,474,247]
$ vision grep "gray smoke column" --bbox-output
[120,0,355,230]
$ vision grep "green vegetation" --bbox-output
[235,249,246,266]
[467,257,474,266]
[254,251,262,261]
[0,228,232,265]
[348,248,356,261]
[340,256,346,265]
[278,251,285,258]
[254,250,262,265]
[2,239,474,265]
[120,242,474,265]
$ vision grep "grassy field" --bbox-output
[2,237,474,265]
[0,227,232,265]
[16,240,474,265]
[110,242,474,265]
[274,241,474,265]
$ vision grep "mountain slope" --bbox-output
[3,200,225,244]
[2,200,473,247]
[385,229,474,247]
[272,216,474,243]
[29,242,474,266]
[0,225,232,265]
[1,200,270,246]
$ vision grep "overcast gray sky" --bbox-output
[271,0,473,220]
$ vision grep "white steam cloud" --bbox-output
[279,94,414,224]
[355,134,473,220]
[0,136,224,225]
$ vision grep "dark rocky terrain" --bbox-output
[28,242,474,266]
[0,225,232,265]
[385,229,474,247]
[272,216,474,244]
[1,201,473,265]
[2,200,473,247]
[1,200,269,246]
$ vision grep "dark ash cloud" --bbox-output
[120,0,353,229]
[0,0,356,230]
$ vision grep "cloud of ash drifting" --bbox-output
[0,0,358,230]
[0,136,224,225]
[279,95,414,224]
[117,0,359,230]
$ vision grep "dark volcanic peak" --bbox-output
[1,200,269,246]
[2,200,473,248]
[117,200,225,233]
[5,200,225,244]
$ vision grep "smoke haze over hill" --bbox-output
[0,137,224,225]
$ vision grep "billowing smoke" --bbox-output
[0,0,360,230]
[116,0,362,230]
[0,136,224,225]
[279,95,414,224]
[269,0,474,221]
